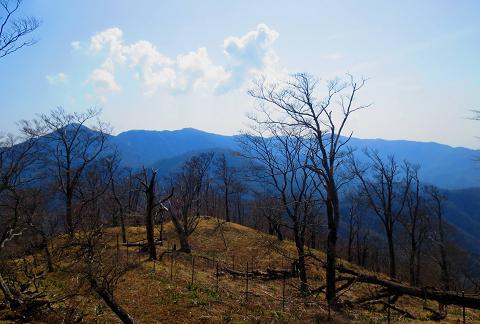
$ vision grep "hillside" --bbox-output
[4,218,478,323]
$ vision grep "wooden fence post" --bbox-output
[116,234,120,260]
[216,262,219,292]
[245,262,249,303]
[191,256,195,285]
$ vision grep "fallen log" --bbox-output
[221,266,293,280]
[336,264,480,309]
[122,240,162,247]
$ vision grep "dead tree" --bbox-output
[248,73,369,305]
[139,168,172,260]
[168,153,214,253]
[0,0,41,59]
[335,264,480,309]
[351,150,413,279]
[20,107,111,235]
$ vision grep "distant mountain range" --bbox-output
[109,128,480,251]
[112,127,480,190]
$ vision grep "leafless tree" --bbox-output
[138,168,172,260]
[0,0,40,59]
[351,150,413,279]
[168,152,214,253]
[20,107,111,235]
[399,168,430,286]
[241,123,318,294]
[248,73,369,304]
[214,153,241,222]
[427,186,451,291]
[0,135,61,319]
[345,190,364,263]
[252,191,284,241]
[72,224,134,323]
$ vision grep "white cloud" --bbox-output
[46,72,68,84]
[71,41,81,50]
[219,24,280,92]
[224,24,279,69]
[88,68,120,92]
[82,24,280,98]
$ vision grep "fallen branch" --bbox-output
[336,264,480,309]
[122,240,162,248]
[221,266,293,280]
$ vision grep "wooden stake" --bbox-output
[191,256,195,285]
[216,262,219,292]
[245,262,249,302]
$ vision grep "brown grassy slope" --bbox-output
[3,216,479,323]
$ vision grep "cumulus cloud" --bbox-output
[81,24,279,98]
[88,68,120,92]
[224,24,279,69]
[46,72,68,84]
[220,24,280,92]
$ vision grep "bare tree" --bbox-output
[0,0,40,59]
[248,73,369,304]
[241,125,317,294]
[168,152,214,253]
[21,107,111,235]
[138,168,172,260]
[0,132,58,318]
[252,191,284,241]
[345,190,363,263]
[73,224,134,323]
[214,153,241,222]
[351,150,413,279]
[427,186,450,291]
[399,168,430,286]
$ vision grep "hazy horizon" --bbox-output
[1,0,479,148]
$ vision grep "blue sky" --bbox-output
[1,0,479,148]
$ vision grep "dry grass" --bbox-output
[2,217,479,323]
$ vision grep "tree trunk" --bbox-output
[0,273,20,309]
[386,226,396,279]
[178,231,191,253]
[42,236,54,273]
[325,191,339,306]
[224,188,230,222]
[89,278,134,324]
[347,224,354,263]
[409,248,416,286]
[145,172,157,260]
[336,264,480,309]
[112,181,127,243]
[66,188,74,236]
[293,226,308,295]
